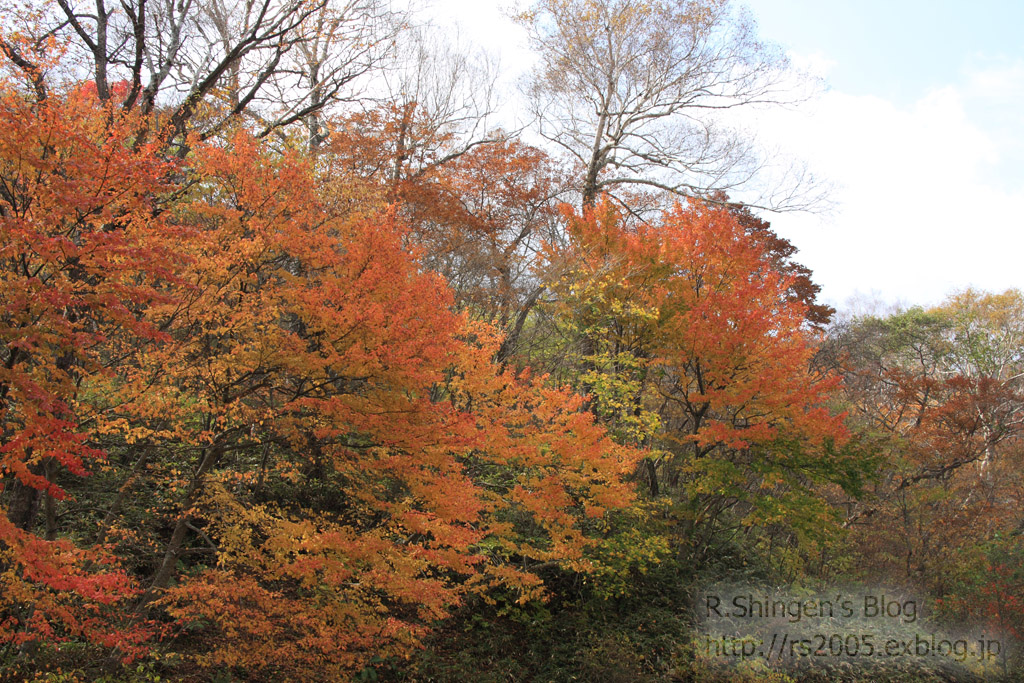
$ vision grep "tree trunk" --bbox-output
[5,474,41,531]
[135,439,225,613]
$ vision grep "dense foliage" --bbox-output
[1,2,1021,681]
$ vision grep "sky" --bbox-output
[424,0,1024,311]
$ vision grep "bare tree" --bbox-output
[4,0,401,143]
[193,0,401,144]
[376,24,502,183]
[291,0,399,148]
[518,0,824,210]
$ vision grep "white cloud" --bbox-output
[787,51,837,81]
[962,58,1024,100]
[752,59,1024,309]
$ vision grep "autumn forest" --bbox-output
[0,0,1022,681]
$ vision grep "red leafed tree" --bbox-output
[0,76,176,654]
[542,199,851,559]
[728,201,835,328]
[828,292,1024,614]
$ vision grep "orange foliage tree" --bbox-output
[0,43,638,680]
[131,133,636,678]
[541,200,854,564]
[0,66,180,655]
[327,104,565,358]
